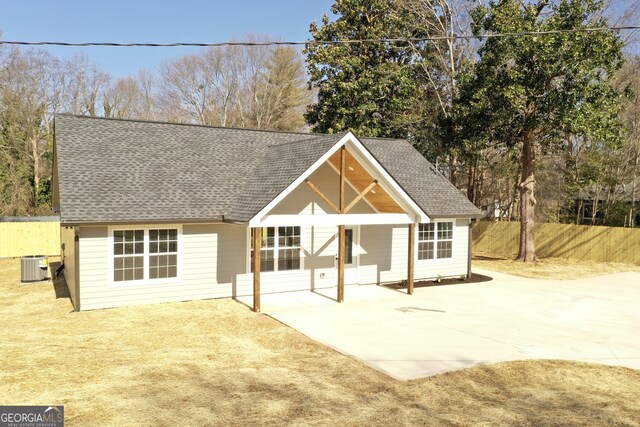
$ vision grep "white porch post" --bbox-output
[252,227,261,312]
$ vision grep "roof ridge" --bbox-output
[268,132,347,148]
[360,135,407,142]
[55,113,319,137]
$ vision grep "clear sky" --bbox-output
[0,0,335,78]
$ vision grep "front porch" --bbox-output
[248,222,417,312]
[247,137,427,312]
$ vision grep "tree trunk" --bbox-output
[467,159,475,204]
[592,191,600,225]
[576,199,583,225]
[449,153,457,187]
[517,133,537,262]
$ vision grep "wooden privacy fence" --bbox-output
[473,221,640,265]
[0,218,60,258]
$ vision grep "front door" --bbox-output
[343,226,358,284]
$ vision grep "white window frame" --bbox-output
[246,226,304,274]
[416,220,454,262]
[107,224,183,286]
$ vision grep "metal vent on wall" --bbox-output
[21,255,49,283]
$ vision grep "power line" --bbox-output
[0,26,639,48]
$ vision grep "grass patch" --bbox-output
[474,255,640,279]
[2,258,640,425]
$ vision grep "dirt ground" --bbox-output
[474,255,640,279]
[1,258,640,426]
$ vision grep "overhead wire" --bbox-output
[0,25,639,47]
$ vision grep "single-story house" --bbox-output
[52,115,481,311]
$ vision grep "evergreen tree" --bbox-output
[305,0,436,139]
[455,0,624,261]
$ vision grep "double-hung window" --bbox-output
[113,230,145,281]
[417,221,453,260]
[149,229,178,279]
[112,227,180,283]
[251,226,301,272]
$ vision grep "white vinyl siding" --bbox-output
[79,224,246,310]
[238,224,337,295]
[76,219,470,310]
[358,219,469,284]
[77,223,338,310]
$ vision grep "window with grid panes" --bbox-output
[251,226,301,272]
[149,229,178,279]
[436,221,453,258]
[113,230,144,281]
[112,228,179,282]
[277,226,301,270]
[417,222,453,260]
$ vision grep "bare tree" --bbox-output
[0,48,63,212]
[158,48,240,126]
[103,71,158,120]
[60,54,112,116]
[616,55,640,226]
[252,47,311,131]
[157,38,309,130]
[402,0,476,183]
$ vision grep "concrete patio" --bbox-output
[255,268,640,380]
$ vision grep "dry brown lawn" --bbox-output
[474,255,640,280]
[2,258,640,426]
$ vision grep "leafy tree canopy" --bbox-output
[457,0,624,152]
[305,0,437,139]
[454,0,625,260]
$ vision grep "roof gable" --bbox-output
[228,133,346,222]
[243,132,436,226]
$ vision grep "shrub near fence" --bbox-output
[472,221,640,265]
[0,218,60,258]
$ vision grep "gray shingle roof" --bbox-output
[54,115,480,223]
[229,133,348,222]
[361,138,481,218]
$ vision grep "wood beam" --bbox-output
[337,146,346,303]
[337,224,345,303]
[258,213,413,227]
[339,146,345,213]
[408,223,415,295]
[253,227,261,312]
[305,179,340,214]
[344,180,378,214]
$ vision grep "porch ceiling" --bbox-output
[327,149,404,213]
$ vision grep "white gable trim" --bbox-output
[248,132,429,227]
